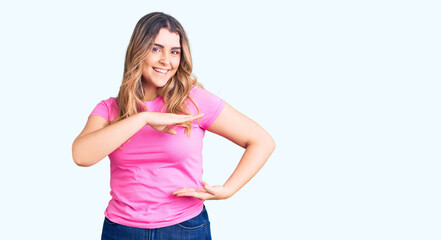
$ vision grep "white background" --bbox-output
[1,0,440,239]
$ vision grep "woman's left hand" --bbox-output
[172,182,232,200]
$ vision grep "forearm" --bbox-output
[72,112,149,167]
[223,135,276,198]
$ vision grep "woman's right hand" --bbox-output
[143,112,204,134]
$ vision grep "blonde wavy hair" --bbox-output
[109,12,203,146]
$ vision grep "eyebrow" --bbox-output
[153,43,181,50]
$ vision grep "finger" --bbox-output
[176,191,213,200]
[175,192,201,199]
[173,188,195,195]
[202,182,216,195]
[177,114,204,126]
[173,188,193,194]
[162,126,176,135]
[173,188,207,195]
[174,113,204,123]
[173,189,196,196]
[191,113,204,120]
[164,129,176,135]
[195,188,208,193]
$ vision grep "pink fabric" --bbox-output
[88,85,225,228]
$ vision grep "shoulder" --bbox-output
[189,84,220,100]
[189,84,203,96]
[188,85,225,108]
[100,97,118,110]
[89,97,118,121]
[104,96,117,105]
[188,84,226,129]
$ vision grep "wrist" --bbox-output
[141,112,151,125]
[222,184,235,199]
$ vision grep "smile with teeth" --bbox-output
[153,67,170,74]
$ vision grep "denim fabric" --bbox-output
[101,205,212,240]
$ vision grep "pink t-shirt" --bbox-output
[88,85,225,229]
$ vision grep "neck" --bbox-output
[142,84,158,101]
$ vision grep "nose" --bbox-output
[159,52,170,65]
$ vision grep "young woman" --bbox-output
[72,12,275,240]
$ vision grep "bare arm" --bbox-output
[72,113,149,167]
[209,103,276,197]
[173,103,276,199]
[72,112,204,167]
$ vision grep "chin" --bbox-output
[155,79,171,88]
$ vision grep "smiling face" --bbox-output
[141,28,181,99]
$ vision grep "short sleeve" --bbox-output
[190,86,226,130]
[88,97,117,122]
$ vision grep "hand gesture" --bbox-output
[172,182,232,200]
[145,112,204,135]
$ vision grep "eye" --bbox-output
[152,47,161,53]
[171,50,180,55]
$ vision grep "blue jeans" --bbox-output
[101,205,212,240]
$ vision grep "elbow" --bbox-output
[267,135,276,153]
[258,132,276,153]
[72,153,93,167]
[247,132,276,153]
[73,155,88,167]
[72,140,91,167]
[72,148,86,167]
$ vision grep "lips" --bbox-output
[153,67,170,74]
